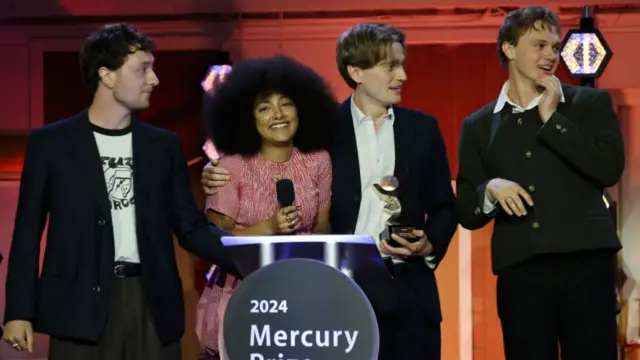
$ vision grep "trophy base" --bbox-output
[380,225,419,247]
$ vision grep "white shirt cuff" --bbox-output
[483,193,497,214]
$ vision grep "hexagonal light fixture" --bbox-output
[560,29,612,79]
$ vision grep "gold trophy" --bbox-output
[374,175,418,247]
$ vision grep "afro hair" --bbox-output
[203,55,338,156]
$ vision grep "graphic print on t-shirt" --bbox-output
[101,156,135,210]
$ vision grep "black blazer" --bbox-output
[455,84,624,273]
[4,111,239,345]
[329,98,458,323]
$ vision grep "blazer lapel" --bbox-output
[333,99,362,226]
[71,111,112,223]
[392,108,413,192]
[557,84,573,116]
[131,120,153,235]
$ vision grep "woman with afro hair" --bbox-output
[196,55,337,359]
[203,54,336,236]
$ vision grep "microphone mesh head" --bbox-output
[276,179,295,206]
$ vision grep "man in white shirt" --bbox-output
[202,23,458,360]
[455,6,623,360]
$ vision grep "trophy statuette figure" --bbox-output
[374,175,419,247]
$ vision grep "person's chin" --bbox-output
[131,101,150,111]
[269,135,294,145]
[387,94,401,105]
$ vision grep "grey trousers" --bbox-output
[49,276,181,360]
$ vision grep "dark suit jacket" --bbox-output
[455,84,624,274]
[4,111,239,345]
[329,98,457,323]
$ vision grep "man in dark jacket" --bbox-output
[455,6,624,360]
[3,23,239,360]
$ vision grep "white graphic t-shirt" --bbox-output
[93,124,140,263]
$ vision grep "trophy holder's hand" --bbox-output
[380,230,433,258]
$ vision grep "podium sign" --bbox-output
[223,258,379,360]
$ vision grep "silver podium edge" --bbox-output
[221,234,378,270]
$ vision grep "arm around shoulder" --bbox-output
[455,116,499,231]
[204,156,275,236]
[5,129,50,323]
[168,134,240,277]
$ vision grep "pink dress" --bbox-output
[195,148,332,358]
[206,148,332,232]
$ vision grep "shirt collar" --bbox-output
[493,76,565,113]
[350,94,395,127]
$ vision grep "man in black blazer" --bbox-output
[3,24,239,359]
[201,23,458,360]
[455,6,624,360]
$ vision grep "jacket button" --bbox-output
[92,285,101,292]
[532,222,540,229]
[517,118,523,125]
[474,207,481,215]
[525,151,532,158]
[528,185,535,192]
[98,219,106,225]
[353,195,360,202]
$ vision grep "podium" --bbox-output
[219,235,389,360]
[220,234,389,279]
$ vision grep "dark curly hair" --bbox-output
[204,55,337,156]
[80,23,156,93]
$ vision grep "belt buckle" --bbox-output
[114,264,126,279]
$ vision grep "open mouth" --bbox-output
[269,122,289,129]
[538,65,553,73]
[389,85,402,93]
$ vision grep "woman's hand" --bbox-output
[270,206,301,234]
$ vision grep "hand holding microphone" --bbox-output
[271,207,300,234]
[271,179,300,234]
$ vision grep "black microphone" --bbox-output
[276,179,295,207]
[276,179,296,238]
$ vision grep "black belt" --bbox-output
[113,261,141,279]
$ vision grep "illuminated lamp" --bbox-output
[560,6,612,88]
[561,5,619,316]
[560,6,616,225]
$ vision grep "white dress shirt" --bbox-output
[350,97,435,267]
[484,78,566,213]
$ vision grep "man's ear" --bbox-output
[501,41,515,61]
[98,67,115,89]
[347,65,362,86]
